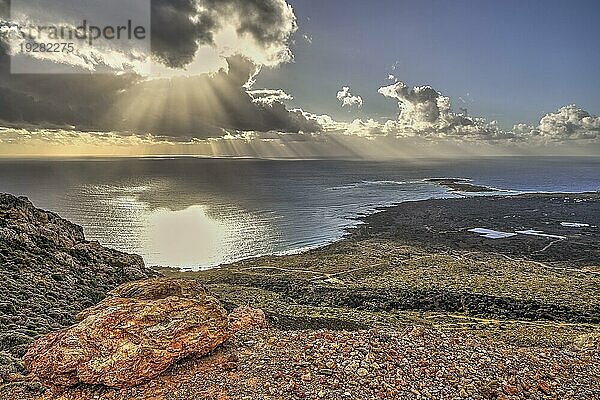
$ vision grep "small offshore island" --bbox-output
[0,189,599,400]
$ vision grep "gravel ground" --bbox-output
[7,326,597,400]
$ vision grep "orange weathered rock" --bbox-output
[24,278,230,389]
[228,306,267,333]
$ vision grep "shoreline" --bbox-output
[160,191,600,341]
[163,187,599,272]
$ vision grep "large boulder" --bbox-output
[0,193,157,364]
[24,278,230,388]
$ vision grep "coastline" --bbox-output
[3,156,599,269]
[161,191,600,341]
[170,181,596,272]
[169,178,511,271]
[1,191,599,399]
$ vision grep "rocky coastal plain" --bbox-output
[0,191,599,399]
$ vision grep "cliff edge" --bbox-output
[0,194,157,383]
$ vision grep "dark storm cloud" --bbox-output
[203,0,295,47]
[1,0,296,68]
[111,56,321,137]
[0,34,141,129]
[151,0,296,67]
[0,0,319,137]
[0,47,321,137]
[151,0,217,68]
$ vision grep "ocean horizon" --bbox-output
[1,156,598,269]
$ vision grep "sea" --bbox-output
[0,156,598,269]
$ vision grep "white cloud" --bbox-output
[248,89,293,105]
[512,123,536,135]
[1,0,299,76]
[375,79,598,145]
[336,86,363,108]
[512,105,599,142]
[377,81,511,140]
[536,105,600,140]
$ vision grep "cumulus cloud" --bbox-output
[375,80,598,145]
[152,0,297,68]
[511,105,600,143]
[336,86,363,109]
[0,0,320,139]
[536,105,600,141]
[512,123,536,136]
[377,81,509,140]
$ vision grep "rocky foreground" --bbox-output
[0,194,156,387]
[10,326,600,400]
[0,192,599,399]
[24,278,234,388]
[5,278,600,400]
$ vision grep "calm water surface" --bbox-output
[0,157,598,268]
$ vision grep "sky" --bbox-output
[0,0,599,158]
[260,0,600,127]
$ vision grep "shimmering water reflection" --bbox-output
[0,157,598,269]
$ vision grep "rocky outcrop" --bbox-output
[24,278,231,388]
[0,194,157,367]
[229,306,267,333]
